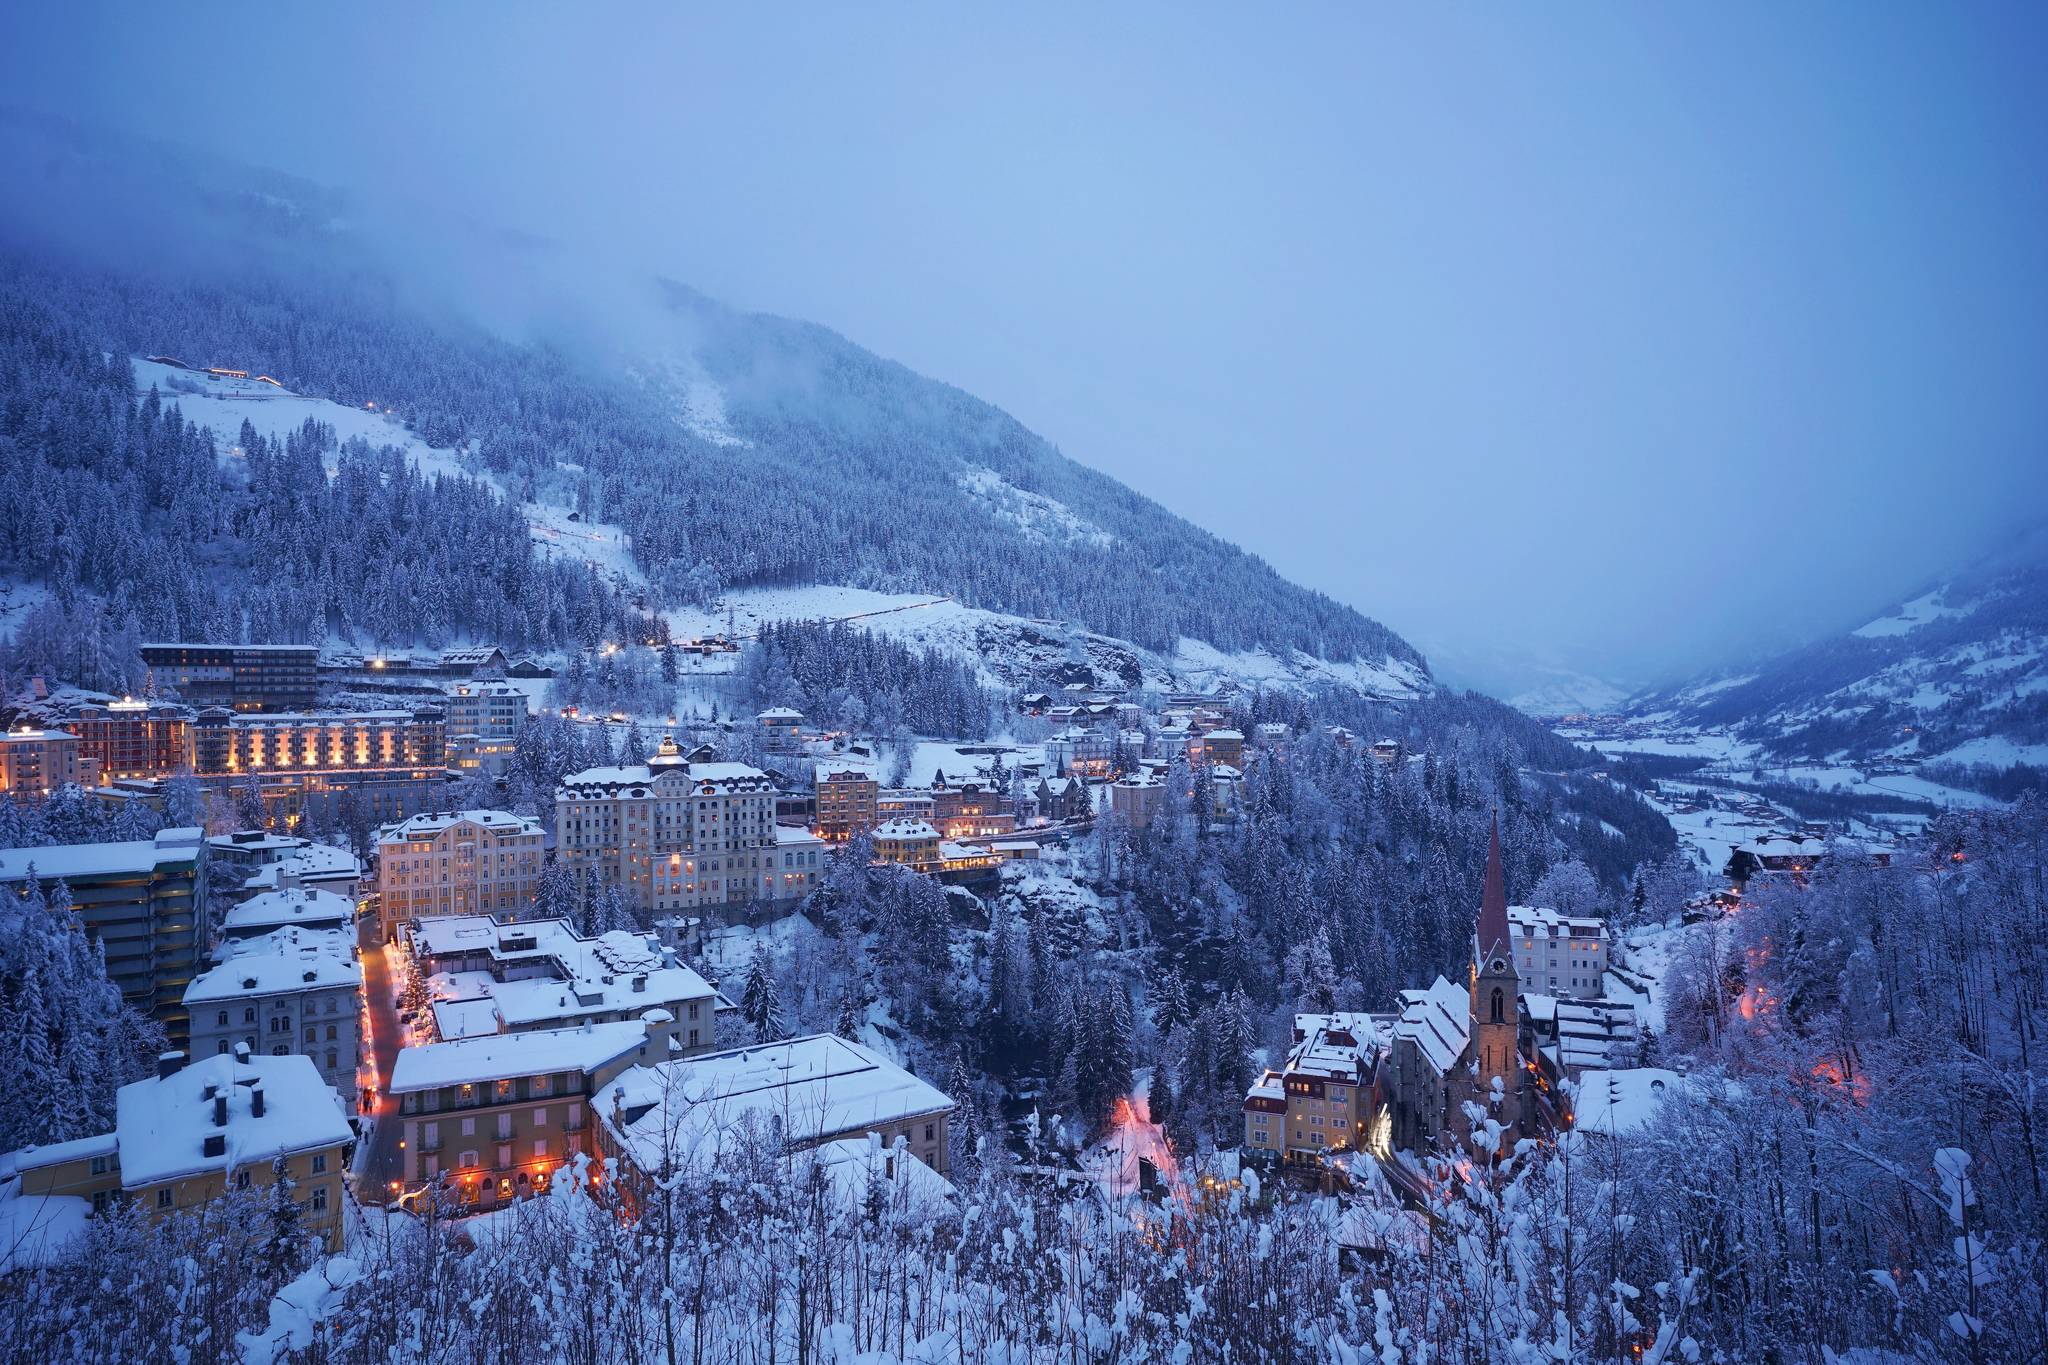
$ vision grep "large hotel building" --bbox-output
[556,737,825,914]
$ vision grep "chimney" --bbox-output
[213,1092,228,1127]
[157,1050,186,1079]
[234,1041,251,1064]
[632,974,647,993]
[203,1133,225,1158]
[250,1083,265,1118]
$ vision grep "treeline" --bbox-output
[737,619,998,742]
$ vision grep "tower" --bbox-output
[1470,814,1521,1131]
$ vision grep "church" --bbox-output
[1383,816,1561,1154]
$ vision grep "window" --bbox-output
[234,1170,252,1190]
[532,1107,548,1126]
[311,1186,328,1213]
[90,1155,109,1175]
[272,1044,289,1056]
[924,1123,935,1142]
[244,1007,256,1024]
[461,1117,476,1137]
[312,1153,327,1174]
[216,1011,229,1026]
[532,1138,547,1158]
[156,1188,173,1209]
[1490,988,1504,1024]
[218,1040,231,1054]
[92,1191,110,1214]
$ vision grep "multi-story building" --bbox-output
[756,707,803,753]
[556,738,822,915]
[929,781,1015,840]
[1243,1013,1389,1163]
[385,1014,672,1207]
[0,725,88,794]
[443,682,529,779]
[374,809,543,936]
[596,1033,955,1185]
[185,926,363,1103]
[873,818,941,871]
[140,643,319,712]
[403,914,720,1051]
[1507,905,1613,999]
[189,705,448,827]
[0,827,206,1043]
[1186,728,1244,770]
[814,766,879,840]
[205,831,364,907]
[0,1048,352,1252]
[1109,773,1164,829]
[51,699,191,781]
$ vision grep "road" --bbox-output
[354,933,407,1204]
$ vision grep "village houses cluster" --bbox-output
[3,636,1670,1266]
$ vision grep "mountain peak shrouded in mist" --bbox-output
[0,109,1427,692]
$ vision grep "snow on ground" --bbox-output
[1607,917,1710,1036]
[1852,588,1968,639]
[1933,736,2048,768]
[700,912,827,986]
[1171,636,1429,700]
[0,579,50,642]
[956,467,1115,550]
[1082,1082,1181,1201]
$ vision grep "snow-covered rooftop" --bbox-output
[874,818,939,840]
[1570,1067,1690,1138]
[602,1033,952,1173]
[185,932,359,1004]
[389,1020,652,1094]
[0,827,203,884]
[375,809,541,843]
[114,1053,352,1189]
[1393,976,1470,1077]
[221,887,355,934]
[1507,905,1611,939]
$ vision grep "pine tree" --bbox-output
[739,946,787,1043]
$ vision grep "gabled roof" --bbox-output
[1394,976,1470,1077]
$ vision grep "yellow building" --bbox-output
[0,1048,353,1257]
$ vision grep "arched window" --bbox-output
[1489,987,1504,1024]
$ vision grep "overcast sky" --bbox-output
[6,5,2046,693]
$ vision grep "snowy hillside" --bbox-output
[112,362,1426,700]
[1627,526,2048,775]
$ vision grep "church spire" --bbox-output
[1477,812,1509,956]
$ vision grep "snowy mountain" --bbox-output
[1627,524,2048,776]
[0,110,1428,700]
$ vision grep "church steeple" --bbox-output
[1476,813,1511,965]
[1469,812,1522,1133]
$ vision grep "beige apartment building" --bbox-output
[374,809,543,936]
[0,725,88,794]
[556,738,822,914]
[384,1014,675,1207]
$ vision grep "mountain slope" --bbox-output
[1629,525,2048,770]
[0,109,1426,695]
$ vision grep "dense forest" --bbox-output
[0,286,644,681]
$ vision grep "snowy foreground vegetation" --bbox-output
[4,760,2044,1362]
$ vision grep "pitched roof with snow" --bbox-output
[185,934,359,1004]
[389,1021,651,1094]
[1394,976,1470,1077]
[601,1033,952,1173]
[221,887,355,934]
[375,809,541,843]
[114,1053,352,1188]
[1570,1067,1690,1138]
